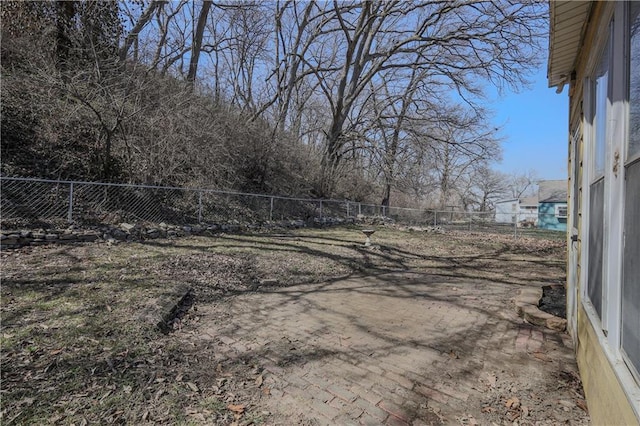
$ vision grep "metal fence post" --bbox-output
[198,191,203,224]
[382,205,386,217]
[319,200,323,220]
[269,197,274,221]
[346,201,350,217]
[468,212,472,231]
[434,211,437,226]
[67,182,74,223]
[358,203,362,216]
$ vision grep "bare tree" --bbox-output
[507,170,539,198]
[270,0,546,195]
[186,0,212,90]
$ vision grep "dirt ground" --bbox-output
[0,226,588,425]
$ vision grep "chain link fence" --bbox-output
[1,177,566,237]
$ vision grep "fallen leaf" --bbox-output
[505,396,520,409]
[154,389,165,401]
[227,404,245,414]
[49,348,64,356]
[186,382,199,392]
[449,350,459,359]
[576,399,588,412]
[262,387,271,396]
[481,406,494,413]
[123,385,132,394]
[468,415,478,425]
[175,374,183,382]
[521,405,529,417]
[508,411,521,422]
[255,374,263,387]
[532,352,551,362]
[141,411,149,421]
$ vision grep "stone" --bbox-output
[546,316,567,331]
[1,237,19,245]
[111,229,127,240]
[45,234,59,241]
[120,222,136,232]
[522,305,553,327]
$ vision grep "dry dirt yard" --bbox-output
[1,226,589,425]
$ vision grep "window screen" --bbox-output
[622,160,640,380]
[621,2,640,381]
[629,2,640,160]
[594,29,610,178]
[588,179,604,318]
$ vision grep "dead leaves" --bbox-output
[575,399,588,413]
[503,396,529,422]
[255,374,263,387]
[505,396,520,409]
[532,351,552,362]
[227,404,245,414]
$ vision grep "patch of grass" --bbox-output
[0,226,566,424]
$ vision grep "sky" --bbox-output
[490,63,569,181]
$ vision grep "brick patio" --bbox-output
[195,271,584,425]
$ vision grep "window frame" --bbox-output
[580,1,640,412]
[555,204,568,219]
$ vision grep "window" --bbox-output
[587,22,612,320]
[555,205,568,218]
[621,1,640,383]
[581,2,640,391]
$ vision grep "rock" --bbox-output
[546,316,567,331]
[1,237,19,245]
[45,233,59,241]
[120,222,136,232]
[82,233,99,242]
[522,305,553,327]
[111,229,127,240]
[259,278,280,287]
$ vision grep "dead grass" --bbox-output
[0,225,566,425]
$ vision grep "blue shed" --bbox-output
[537,180,567,231]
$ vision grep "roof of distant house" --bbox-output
[538,180,567,203]
[520,196,538,206]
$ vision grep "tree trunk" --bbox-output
[119,1,164,62]
[186,0,212,90]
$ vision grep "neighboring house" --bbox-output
[537,180,567,231]
[494,196,538,227]
[548,1,640,424]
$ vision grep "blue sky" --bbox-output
[491,64,569,181]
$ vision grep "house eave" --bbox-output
[547,1,592,89]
